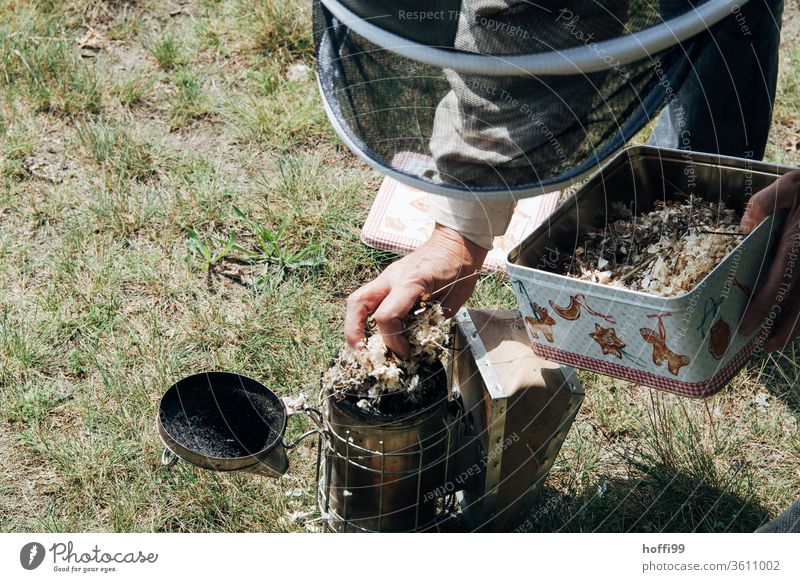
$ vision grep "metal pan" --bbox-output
[157,371,302,478]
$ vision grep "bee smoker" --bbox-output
[313,308,584,532]
[317,379,460,533]
[156,310,583,532]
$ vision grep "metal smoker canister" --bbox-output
[318,367,458,533]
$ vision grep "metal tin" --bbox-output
[451,308,584,532]
[317,362,457,533]
[157,371,290,478]
[507,145,792,397]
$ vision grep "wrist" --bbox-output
[425,223,488,272]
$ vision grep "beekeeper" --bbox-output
[344,0,795,359]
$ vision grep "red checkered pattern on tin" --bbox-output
[531,335,761,398]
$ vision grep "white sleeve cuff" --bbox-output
[427,194,516,250]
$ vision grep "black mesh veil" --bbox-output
[314,0,746,200]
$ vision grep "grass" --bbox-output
[75,118,164,181]
[0,6,102,115]
[110,71,151,108]
[168,68,213,127]
[0,0,798,533]
[240,0,313,59]
[224,83,331,149]
[144,30,189,71]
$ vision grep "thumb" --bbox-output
[741,171,800,233]
[436,271,480,317]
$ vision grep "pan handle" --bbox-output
[282,403,325,449]
[282,394,323,428]
[301,406,324,428]
[161,447,179,468]
[283,428,322,449]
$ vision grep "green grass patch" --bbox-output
[0,7,102,115]
[109,70,152,108]
[144,30,190,70]
[168,68,213,127]
[75,118,166,181]
[238,0,313,58]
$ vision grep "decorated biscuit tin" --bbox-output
[507,146,792,397]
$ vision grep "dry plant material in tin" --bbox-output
[564,195,744,296]
[323,294,449,415]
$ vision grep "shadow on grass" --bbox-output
[753,348,800,413]
[526,465,770,533]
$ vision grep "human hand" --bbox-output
[739,170,800,351]
[345,224,488,359]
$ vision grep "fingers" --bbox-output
[739,173,800,337]
[764,282,800,352]
[740,225,800,335]
[372,284,427,360]
[741,170,800,233]
[343,225,487,358]
[344,278,390,349]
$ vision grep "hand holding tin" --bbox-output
[344,223,486,358]
[739,169,800,350]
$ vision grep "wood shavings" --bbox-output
[564,195,744,296]
[323,294,448,415]
[77,28,109,50]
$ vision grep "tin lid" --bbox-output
[156,371,288,474]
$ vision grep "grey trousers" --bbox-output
[648,0,785,159]
[758,497,800,532]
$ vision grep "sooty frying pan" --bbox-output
[157,371,314,478]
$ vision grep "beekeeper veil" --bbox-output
[314,0,746,200]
